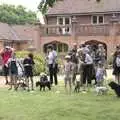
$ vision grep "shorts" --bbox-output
[64,74,72,85]
[3,65,9,76]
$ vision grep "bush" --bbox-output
[16,51,45,76]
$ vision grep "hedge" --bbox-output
[16,51,45,76]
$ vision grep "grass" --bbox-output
[0,78,120,120]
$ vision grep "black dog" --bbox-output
[109,81,120,97]
[15,82,28,90]
[36,74,51,91]
[74,81,80,93]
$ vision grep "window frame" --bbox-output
[91,15,104,24]
[57,17,71,34]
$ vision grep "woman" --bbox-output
[113,46,120,84]
[23,53,35,91]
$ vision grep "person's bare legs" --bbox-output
[26,77,30,91]
[14,75,17,91]
[69,79,72,94]
[8,75,13,90]
[30,77,34,90]
[5,76,8,85]
[118,75,120,85]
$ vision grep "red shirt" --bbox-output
[1,50,12,65]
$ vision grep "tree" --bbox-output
[38,0,56,14]
[0,4,37,25]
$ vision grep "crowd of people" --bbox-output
[63,43,107,92]
[0,43,120,93]
[0,46,35,91]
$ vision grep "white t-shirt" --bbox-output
[85,54,93,64]
[48,50,57,65]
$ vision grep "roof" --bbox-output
[47,0,120,15]
[12,25,35,41]
[0,22,34,42]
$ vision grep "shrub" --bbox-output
[16,51,45,76]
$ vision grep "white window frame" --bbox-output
[57,17,71,34]
[91,15,104,24]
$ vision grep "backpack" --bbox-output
[116,56,120,67]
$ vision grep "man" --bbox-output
[47,45,58,85]
[0,46,13,84]
[82,50,93,91]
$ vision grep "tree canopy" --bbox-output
[38,0,56,14]
[0,4,37,25]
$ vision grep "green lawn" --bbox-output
[0,80,120,120]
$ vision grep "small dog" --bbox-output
[36,73,51,91]
[74,81,81,92]
[95,86,108,95]
[109,81,120,97]
[16,81,28,90]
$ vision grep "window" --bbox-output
[65,18,70,24]
[57,17,71,34]
[99,16,103,23]
[58,18,63,25]
[92,15,104,24]
[4,42,13,47]
[93,16,97,24]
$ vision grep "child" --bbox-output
[23,53,35,91]
[7,53,18,90]
[96,62,107,87]
[64,55,73,93]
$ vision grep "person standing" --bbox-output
[96,44,106,66]
[47,45,58,85]
[82,51,93,91]
[7,53,18,90]
[70,43,78,85]
[96,62,107,86]
[64,55,73,93]
[0,46,13,84]
[113,45,120,84]
[23,53,35,91]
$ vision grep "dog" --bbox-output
[36,73,51,91]
[109,81,120,97]
[74,81,81,92]
[16,81,28,90]
[95,86,108,95]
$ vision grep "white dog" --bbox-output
[95,86,108,95]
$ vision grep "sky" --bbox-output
[0,0,45,24]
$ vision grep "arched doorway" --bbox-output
[43,41,68,53]
[85,40,107,59]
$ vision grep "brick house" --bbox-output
[40,0,120,59]
[0,22,41,51]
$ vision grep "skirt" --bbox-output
[113,66,120,75]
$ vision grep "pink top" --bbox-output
[1,50,12,65]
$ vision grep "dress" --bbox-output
[23,57,35,77]
[113,56,120,75]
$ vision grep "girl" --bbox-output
[7,53,18,90]
[64,55,73,93]
[96,62,107,86]
[23,53,35,91]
